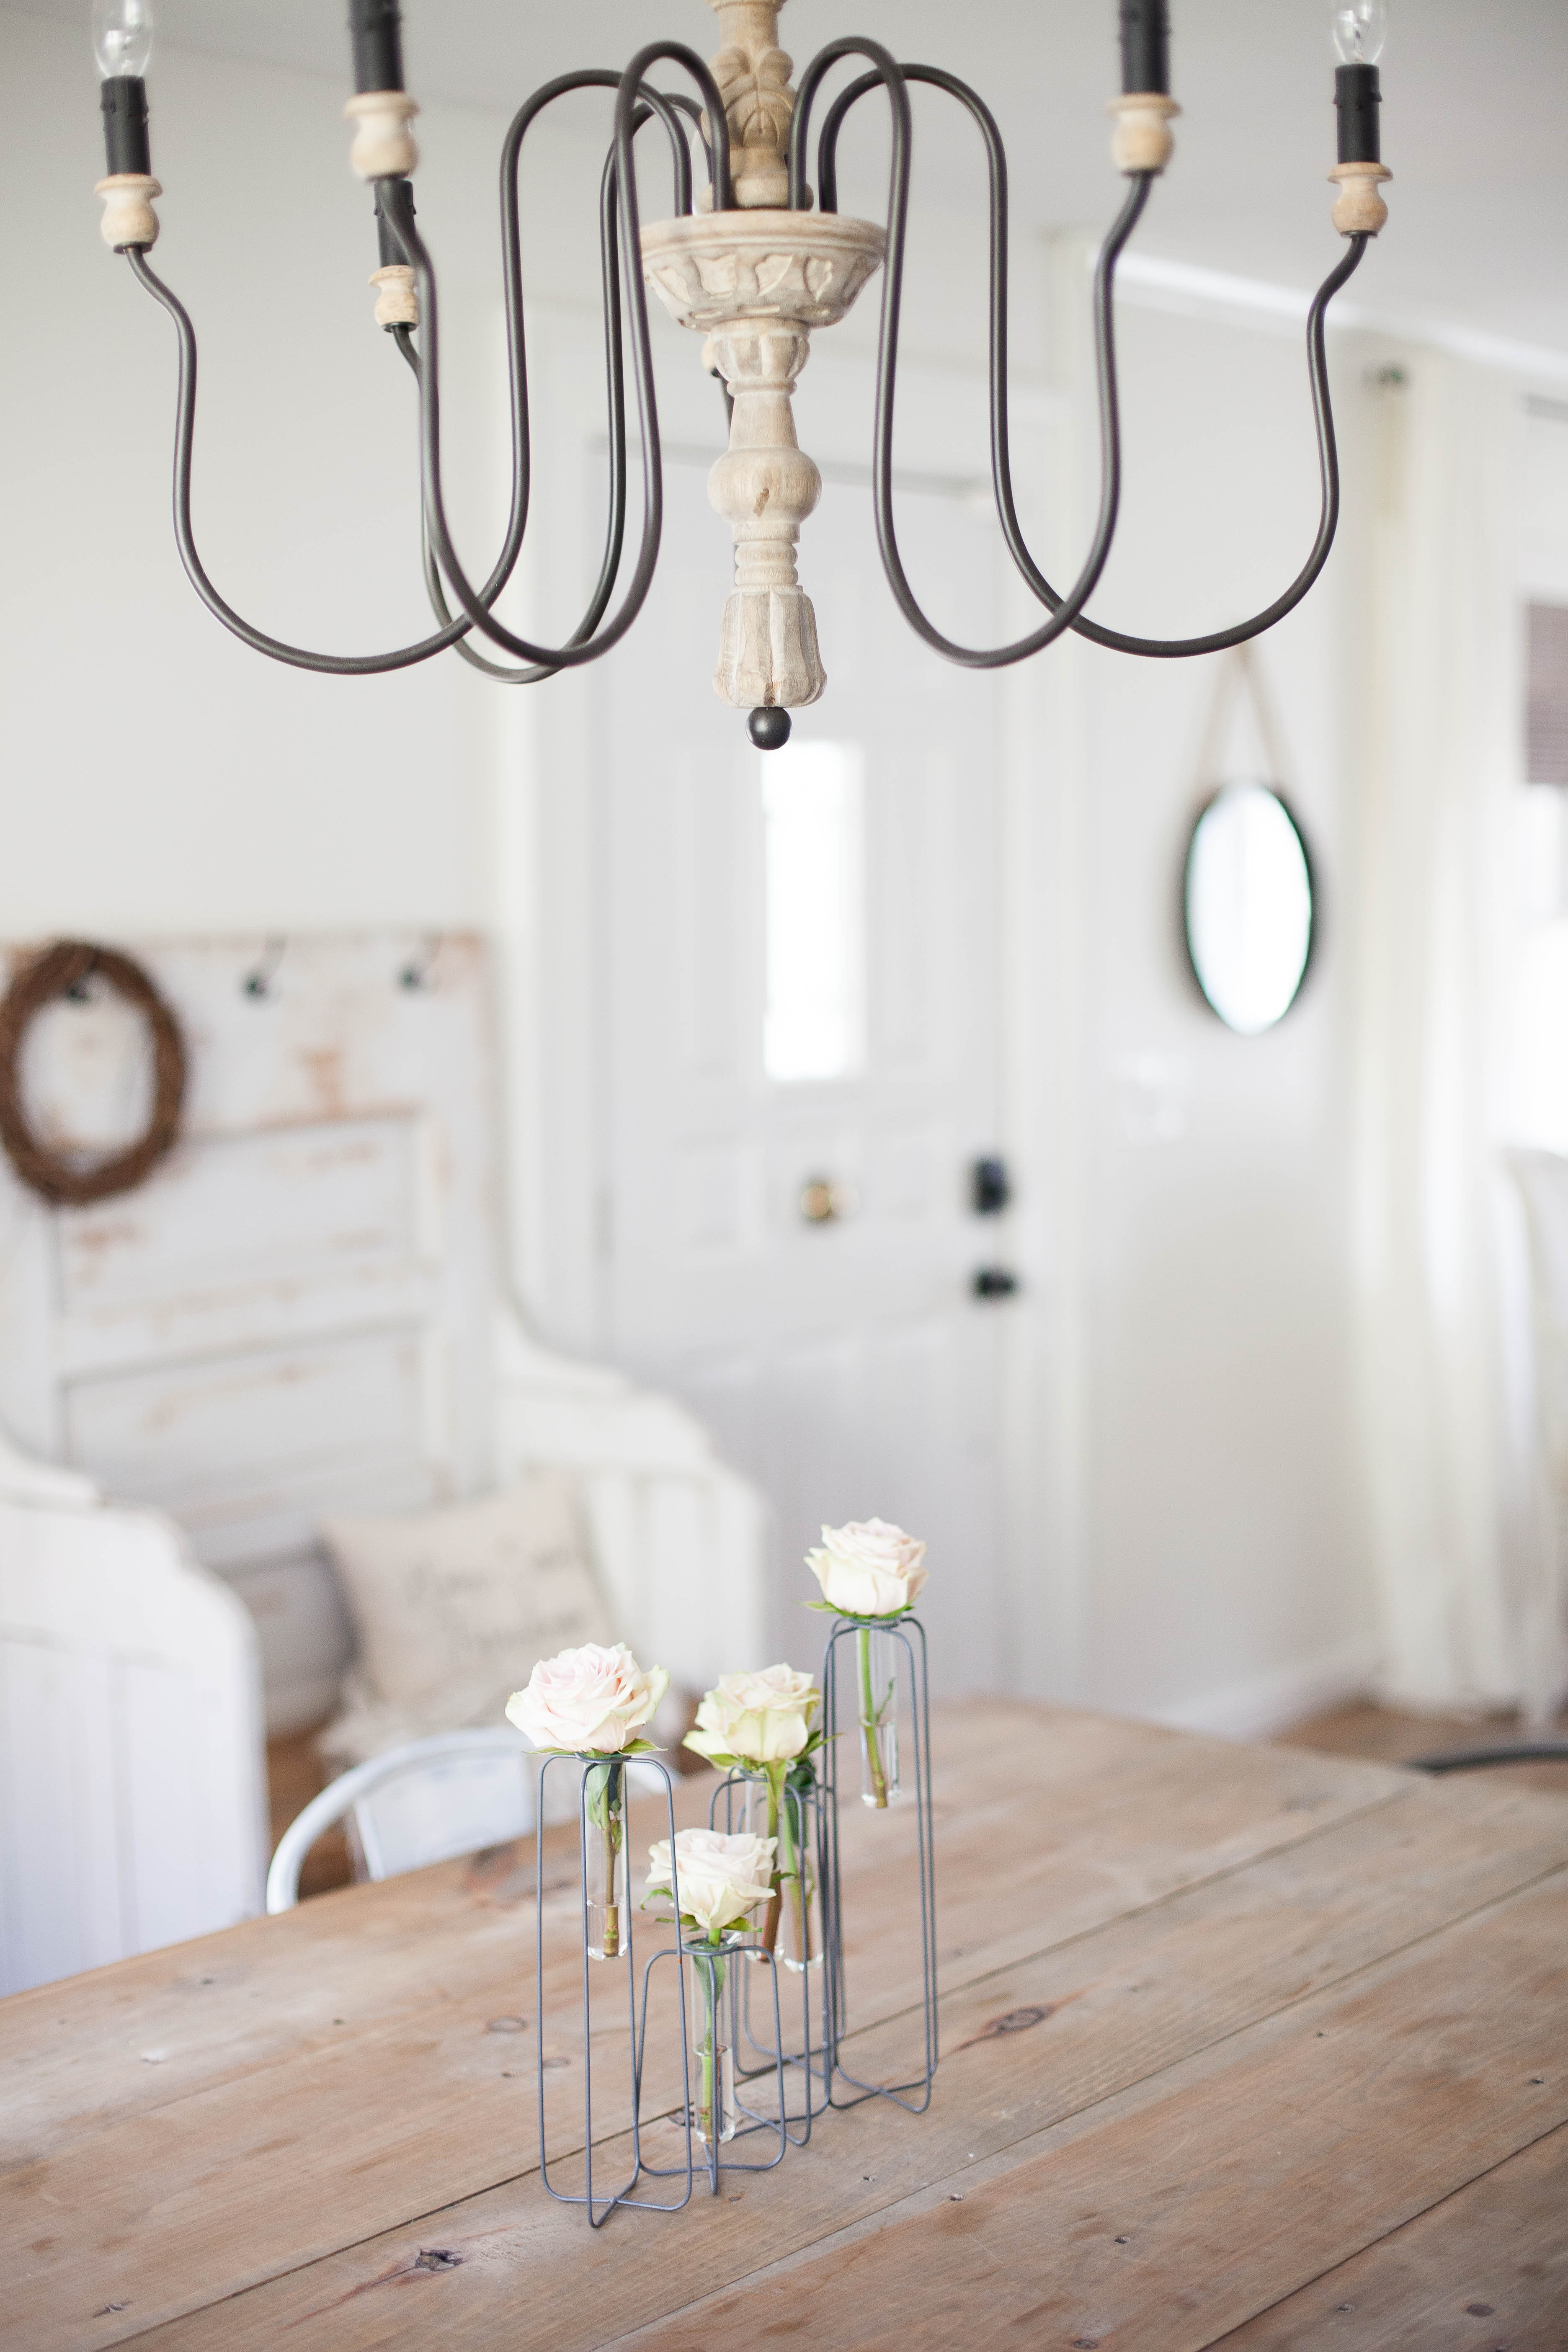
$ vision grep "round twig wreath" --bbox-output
[0,940,187,1207]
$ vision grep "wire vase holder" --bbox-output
[640,1929,789,2197]
[535,1751,694,2225]
[819,1612,938,2112]
[710,1767,831,2141]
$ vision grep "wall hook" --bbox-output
[398,936,441,993]
[241,938,285,1000]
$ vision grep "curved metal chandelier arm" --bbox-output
[1008,234,1370,659]
[119,69,701,678]
[788,37,906,215]
[818,62,1133,645]
[645,92,733,426]
[424,91,689,682]
[124,248,519,675]
[392,43,731,668]
[793,44,1148,672]
[652,88,713,165]
[402,328,563,685]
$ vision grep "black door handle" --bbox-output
[972,1267,1019,1300]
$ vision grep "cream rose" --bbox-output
[684,1663,819,1767]
[806,1517,928,1617]
[645,1826,777,1935]
[505,1641,669,1754]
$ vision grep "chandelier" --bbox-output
[91,0,1391,749]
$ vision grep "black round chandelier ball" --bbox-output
[748,705,792,751]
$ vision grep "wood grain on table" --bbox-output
[4,1700,1566,2352]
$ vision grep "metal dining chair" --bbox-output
[266,1727,538,1912]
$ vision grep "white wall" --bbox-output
[0,7,1390,1735]
[0,9,580,936]
[997,263,1382,1735]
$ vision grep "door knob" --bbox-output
[799,1176,847,1224]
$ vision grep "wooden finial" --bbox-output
[344,89,419,181]
[369,264,418,328]
[95,172,160,250]
[1107,93,1180,174]
[1328,160,1391,235]
[706,0,794,209]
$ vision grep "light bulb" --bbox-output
[1331,0,1386,66]
[93,0,153,79]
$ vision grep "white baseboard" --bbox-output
[1145,1637,1381,1745]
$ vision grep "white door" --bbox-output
[598,451,1010,1691]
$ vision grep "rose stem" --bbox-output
[779,1781,808,1960]
[858,1625,888,1808]
[700,1934,725,2144]
[602,1760,621,1958]
[762,1765,783,1953]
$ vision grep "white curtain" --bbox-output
[1349,348,1554,1715]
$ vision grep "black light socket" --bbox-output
[1119,0,1170,95]
[374,178,414,268]
[349,0,404,94]
[100,75,151,176]
[1334,62,1382,164]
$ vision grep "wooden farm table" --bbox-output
[6,1701,1568,2351]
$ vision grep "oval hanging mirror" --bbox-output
[1184,783,1314,1035]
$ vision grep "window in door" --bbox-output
[762,740,866,1085]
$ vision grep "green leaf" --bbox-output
[529,1738,661,1759]
[806,1602,916,1627]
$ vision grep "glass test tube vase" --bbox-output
[855,1625,902,1809]
[584,1756,629,1960]
[687,1934,740,2148]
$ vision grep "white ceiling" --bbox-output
[26,0,1568,359]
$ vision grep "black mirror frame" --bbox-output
[1181,782,1317,1034]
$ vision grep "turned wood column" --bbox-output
[706,322,823,708]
